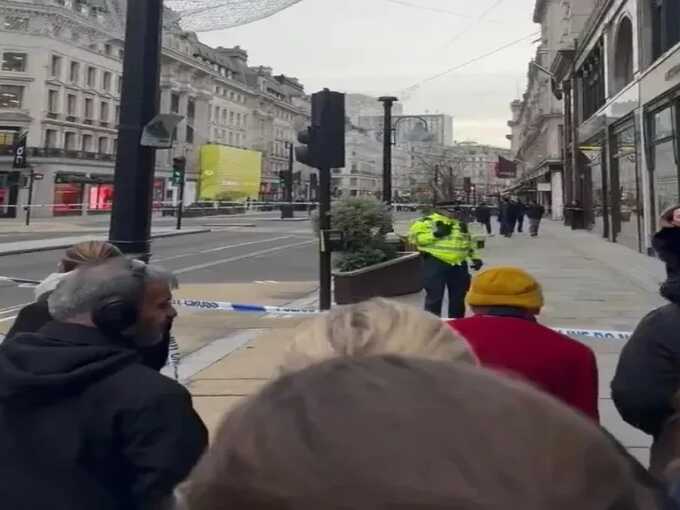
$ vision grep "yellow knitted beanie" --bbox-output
[466,266,544,311]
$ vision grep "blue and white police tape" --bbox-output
[172,298,634,340]
[172,298,318,315]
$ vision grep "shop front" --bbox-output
[0,171,19,218]
[53,173,86,216]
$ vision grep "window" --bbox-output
[67,94,76,115]
[100,101,109,122]
[187,97,195,120]
[236,112,241,126]
[51,55,62,78]
[84,97,93,119]
[229,111,235,124]
[228,131,233,144]
[64,132,77,151]
[69,61,80,83]
[115,104,120,124]
[117,75,122,94]
[652,0,680,60]
[3,17,28,31]
[650,107,678,218]
[2,52,26,72]
[578,39,606,121]
[81,134,93,152]
[48,90,59,113]
[45,129,57,148]
[104,44,112,56]
[103,71,112,91]
[222,110,227,124]
[112,138,118,154]
[170,92,180,114]
[0,84,22,109]
[243,114,248,127]
[0,129,16,146]
[214,106,219,121]
[98,137,108,153]
[87,66,96,87]
[612,17,634,95]
[186,125,194,144]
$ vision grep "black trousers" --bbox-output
[516,215,525,232]
[479,219,491,234]
[423,256,471,318]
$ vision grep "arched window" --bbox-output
[613,17,634,94]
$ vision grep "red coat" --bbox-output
[450,315,599,422]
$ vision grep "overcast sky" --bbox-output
[199,0,539,148]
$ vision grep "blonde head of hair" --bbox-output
[281,298,477,374]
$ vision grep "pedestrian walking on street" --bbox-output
[280,298,477,374]
[450,266,600,422]
[653,205,680,281]
[178,356,659,510]
[527,200,546,237]
[475,202,493,235]
[514,199,526,233]
[0,259,207,510]
[5,240,172,371]
[409,206,483,318]
[499,197,516,237]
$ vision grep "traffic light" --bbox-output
[171,156,186,186]
[295,89,345,170]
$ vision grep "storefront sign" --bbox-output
[537,183,552,192]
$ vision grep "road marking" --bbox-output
[0,315,17,323]
[174,240,314,275]
[154,236,294,262]
[0,303,30,316]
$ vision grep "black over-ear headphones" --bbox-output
[92,261,146,335]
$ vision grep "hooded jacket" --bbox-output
[611,229,680,438]
[0,321,208,510]
[5,274,170,371]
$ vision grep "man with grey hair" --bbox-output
[0,258,207,510]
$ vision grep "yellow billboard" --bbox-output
[199,144,262,201]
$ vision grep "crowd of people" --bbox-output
[2,201,680,509]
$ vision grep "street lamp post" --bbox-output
[109,0,163,258]
[378,96,398,204]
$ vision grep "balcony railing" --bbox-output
[0,145,115,161]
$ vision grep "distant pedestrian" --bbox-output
[280,298,477,374]
[409,206,484,318]
[0,259,207,510]
[499,197,516,237]
[527,200,546,237]
[514,199,526,233]
[5,240,171,371]
[450,266,599,422]
[179,356,658,510]
[475,202,492,235]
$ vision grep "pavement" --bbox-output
[182,219,665,468]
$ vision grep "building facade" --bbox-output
[506,0,596,221]
[553,0,680,254]
[0,0,311,218]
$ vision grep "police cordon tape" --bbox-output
[0,277,634,342]
[171,298,633,341]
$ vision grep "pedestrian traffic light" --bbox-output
[171,157,186,186]
[295,89,345,170]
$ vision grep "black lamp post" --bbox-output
[378,96,398,204]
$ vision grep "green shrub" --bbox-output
[329,197,397,272]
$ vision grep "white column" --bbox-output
[551,170,564,220]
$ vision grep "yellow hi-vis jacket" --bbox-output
[409,213,478,266]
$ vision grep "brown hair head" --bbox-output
[60,241,122,272]
[181,356,652,510]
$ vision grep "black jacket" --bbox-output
[0,322,208,510]
[611,301,680,438]
[499,201,515,223]
[526,204,545,220]
[6,297,171,371]
[475,205,491,222]
[654,227,680,283]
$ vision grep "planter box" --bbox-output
[333,252,423,305]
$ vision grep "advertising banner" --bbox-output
[199,144,262,200]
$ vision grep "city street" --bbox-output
[0,215,319,355]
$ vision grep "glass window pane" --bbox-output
[0,85,23,108]
[654,140,679,218]
[654,108,674,141]
[2,53,26,72]
[614,126,642,252]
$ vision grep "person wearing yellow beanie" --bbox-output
[450,266,600,423]
[466,266,544,314]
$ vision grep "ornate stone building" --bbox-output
[0,0,311,218]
